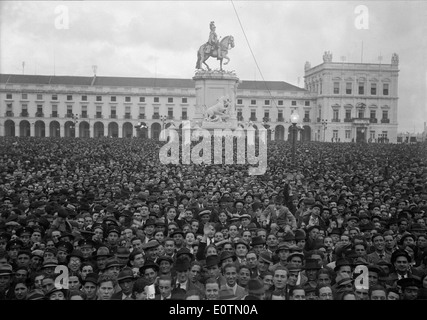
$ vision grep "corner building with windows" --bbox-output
[0,52,399,142]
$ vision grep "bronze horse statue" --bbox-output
[196,35,234,71]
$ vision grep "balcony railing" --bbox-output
[152,114,160,119]
[331,119,340,122]
[344,118,352,122]
[249,117,257,121]
[181,115,188,120]
[303,118,310,123]
[167,115,174,120]
[125,114,131,119]
[369,118,378,123]
[317,117,321,122]
[5,111,14,117]
[277,117,284,122]
[110,114,117,119]
[80,114,88,118]
[96,114,103,119]
[237,116,244,121]
[51,113,58,118]
[35,112,44,117]
[65,113,74,118]
[20,112,29,117]
[381,118,390,123]
[139,114,145,119]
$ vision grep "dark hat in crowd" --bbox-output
[78,238,96,248]
[335,274,354,287]
[142,240,160,251]
[282,232,295,242]
[294,229,306,241]
[27,292,45,300]
[246,279,266,294]
[105,258,123,269]
[399,233,417,245]
[368,264,383,275]
[353,257,369,266]
[42,258,59,268]
[116,247,131,259]
[251,236,265,246]
[174,258,191,272]
[67,250,84,262]
[157,255,174,265]
[219,251,237,263]
[6,239,23,251]
[81,273,99,285]
[397,277,422,289]
[258,251,273,265]
[169,229,185,238]
[205,255,220,268]
[234,239,250,251]
[306,225,321,234]
[107,226,121,236]
[287,252,304,262]
[56,241,73,254]
[93,246,112,259]
[334,258,352,272]
[329,228,342,236]
[175,247,194,261]
[45,286,67,298]
[275,243,291,254]
[391,249,412,264]
[139,260,159,274]
[0,232,12,242]
[304,258,321,270]
[16,226,34,237]
[117,267,134,282]
[286,263,303,272]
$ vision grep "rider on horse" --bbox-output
[207,21,221,59]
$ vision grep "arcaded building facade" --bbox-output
[0,52,399,142]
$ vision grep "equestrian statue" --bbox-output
[196,21,235,71]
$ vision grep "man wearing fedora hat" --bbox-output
[111,267,135,300]
[173,256,203,295]
[387,249,414,287]
[82,272,99,300]
[243,278,266,300]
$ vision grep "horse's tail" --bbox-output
[196,50,201,69]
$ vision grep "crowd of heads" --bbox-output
[0,136,426,300]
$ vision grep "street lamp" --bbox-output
[70,114,79,137]
[321,119,328,142]
[290,112,300,166]
[160,115,167,140]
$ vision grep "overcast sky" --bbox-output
[1,1,426,133]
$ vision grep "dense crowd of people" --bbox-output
[0,135,426,300]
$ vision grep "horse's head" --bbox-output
[221,35,234,49]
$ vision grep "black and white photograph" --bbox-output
[0,0,426,306]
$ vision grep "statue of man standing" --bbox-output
[207,21,221,59]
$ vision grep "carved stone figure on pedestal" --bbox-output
[203,95,232,122]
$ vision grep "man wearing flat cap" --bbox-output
[397,277,422,300]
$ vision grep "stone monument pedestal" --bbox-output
[192,70,240,130]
